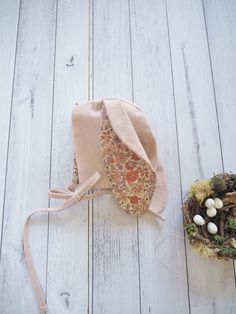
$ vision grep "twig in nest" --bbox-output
[231,207,236,217]
[219,213,225,236]
[218,204,236,213]
[193,233,210,244]
[200,225,209,240]
[195,202,200,215]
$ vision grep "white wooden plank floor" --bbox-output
[0,0,236,313]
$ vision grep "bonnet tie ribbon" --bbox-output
[23,171,104,313]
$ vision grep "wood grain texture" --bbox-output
[129,0,189,313]
[0,0,57,312]
[0,0,20,252]
[46,0,90,313]
[92,1,140,313]
[203,0,236,178]
[0,0,236,313]
[166,0,236,313]
[203,0,236,293]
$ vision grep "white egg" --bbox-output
[206,207,217,217]
[193,215,205,226]
[214,197,223,209]
[205,198,215,208]
[207,222,218,234]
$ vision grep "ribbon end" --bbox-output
[40,304,48,313]
[148,208,166,222]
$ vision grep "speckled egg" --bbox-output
[214,197,223,209]
[205,198,215,208]
[207,222,218,234]
[193,215,205,226]
[206,207,217,217]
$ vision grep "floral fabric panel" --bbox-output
[100,104,157,216]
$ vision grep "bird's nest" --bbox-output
[182,173,236,260]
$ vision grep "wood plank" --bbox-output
[0,0,57,312]
[88,2,94,313]
[0,0,20,249]
[166,0,236,313]
[46,0,90,313]
[203,0,236,291]
[203,1,236,177]
[92,0,140,313]
[129,0,189,313]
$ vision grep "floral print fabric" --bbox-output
[100,104,157,216]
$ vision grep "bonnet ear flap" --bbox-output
[100,99,167,219]
[102,99,150,164]
[141,120,168,219]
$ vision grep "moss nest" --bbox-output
[183,173,236,260]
